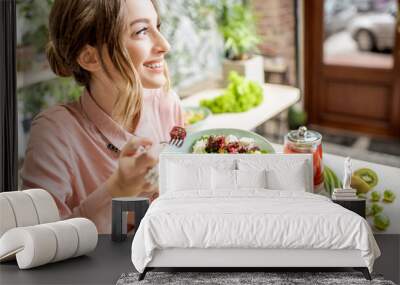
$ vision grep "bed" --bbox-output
[131,154,380,280]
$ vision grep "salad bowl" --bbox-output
[163,128,275,154]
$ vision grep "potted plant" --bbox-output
[216,1,263,85]
[288,104,307,131]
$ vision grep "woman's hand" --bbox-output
[105,137,158,198]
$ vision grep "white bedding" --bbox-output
[131,190,380,273]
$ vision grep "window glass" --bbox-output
[324,0,398,69]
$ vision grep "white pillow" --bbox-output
[236,169,267,189]
[212,168,237,190]
[266,162,307,191]
[211,168,268,190]
[237,158,308,191]
[167,162,212,191]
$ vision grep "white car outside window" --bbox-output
[348,3,397,51]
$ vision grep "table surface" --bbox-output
[181,83,300,131]
[0,235,134,285]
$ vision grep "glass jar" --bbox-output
[284,126,324,192]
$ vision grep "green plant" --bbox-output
[18,78,83,119]
[52,78,83,104]
[18,82,50,119]
[17,0,54,52]
[288,105,307,130]
[216,1,261,60]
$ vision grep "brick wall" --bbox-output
[251,0,297,86]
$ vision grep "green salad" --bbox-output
[200,71,263,113]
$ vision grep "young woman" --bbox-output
[21,0,184,233]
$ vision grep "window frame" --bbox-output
[0,0,18,192]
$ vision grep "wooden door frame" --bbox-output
[392,7,400,137]
[304,0,400,138]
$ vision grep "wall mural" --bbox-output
[15,0,399,235]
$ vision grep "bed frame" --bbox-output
[137,154,372,281]
[139,248,371,280]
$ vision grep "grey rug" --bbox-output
[116,271,396,285]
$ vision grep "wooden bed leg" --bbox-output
[354,267,371,280]
[138,268,147,281]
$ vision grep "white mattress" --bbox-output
[131,190,380,273]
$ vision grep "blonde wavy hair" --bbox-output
[46,0,170,131]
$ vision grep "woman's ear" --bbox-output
[77,45,101,72]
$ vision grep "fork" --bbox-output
[160,126,186,148]
[144,126,186,185]
[134,126,186,154]
[160,137,184,148]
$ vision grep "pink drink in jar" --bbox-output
[284,126,324,192]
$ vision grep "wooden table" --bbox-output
[181,84,300,132]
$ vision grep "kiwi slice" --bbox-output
[351,175,371,194]
[354,168,378,189]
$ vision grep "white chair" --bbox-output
[0,189,98,269]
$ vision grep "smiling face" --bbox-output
[123,0,170,89]
[48,0,170,129]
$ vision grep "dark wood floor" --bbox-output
[0,235,398,284]
[374,234,400,284]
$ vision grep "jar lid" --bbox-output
[287,126,321,145]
